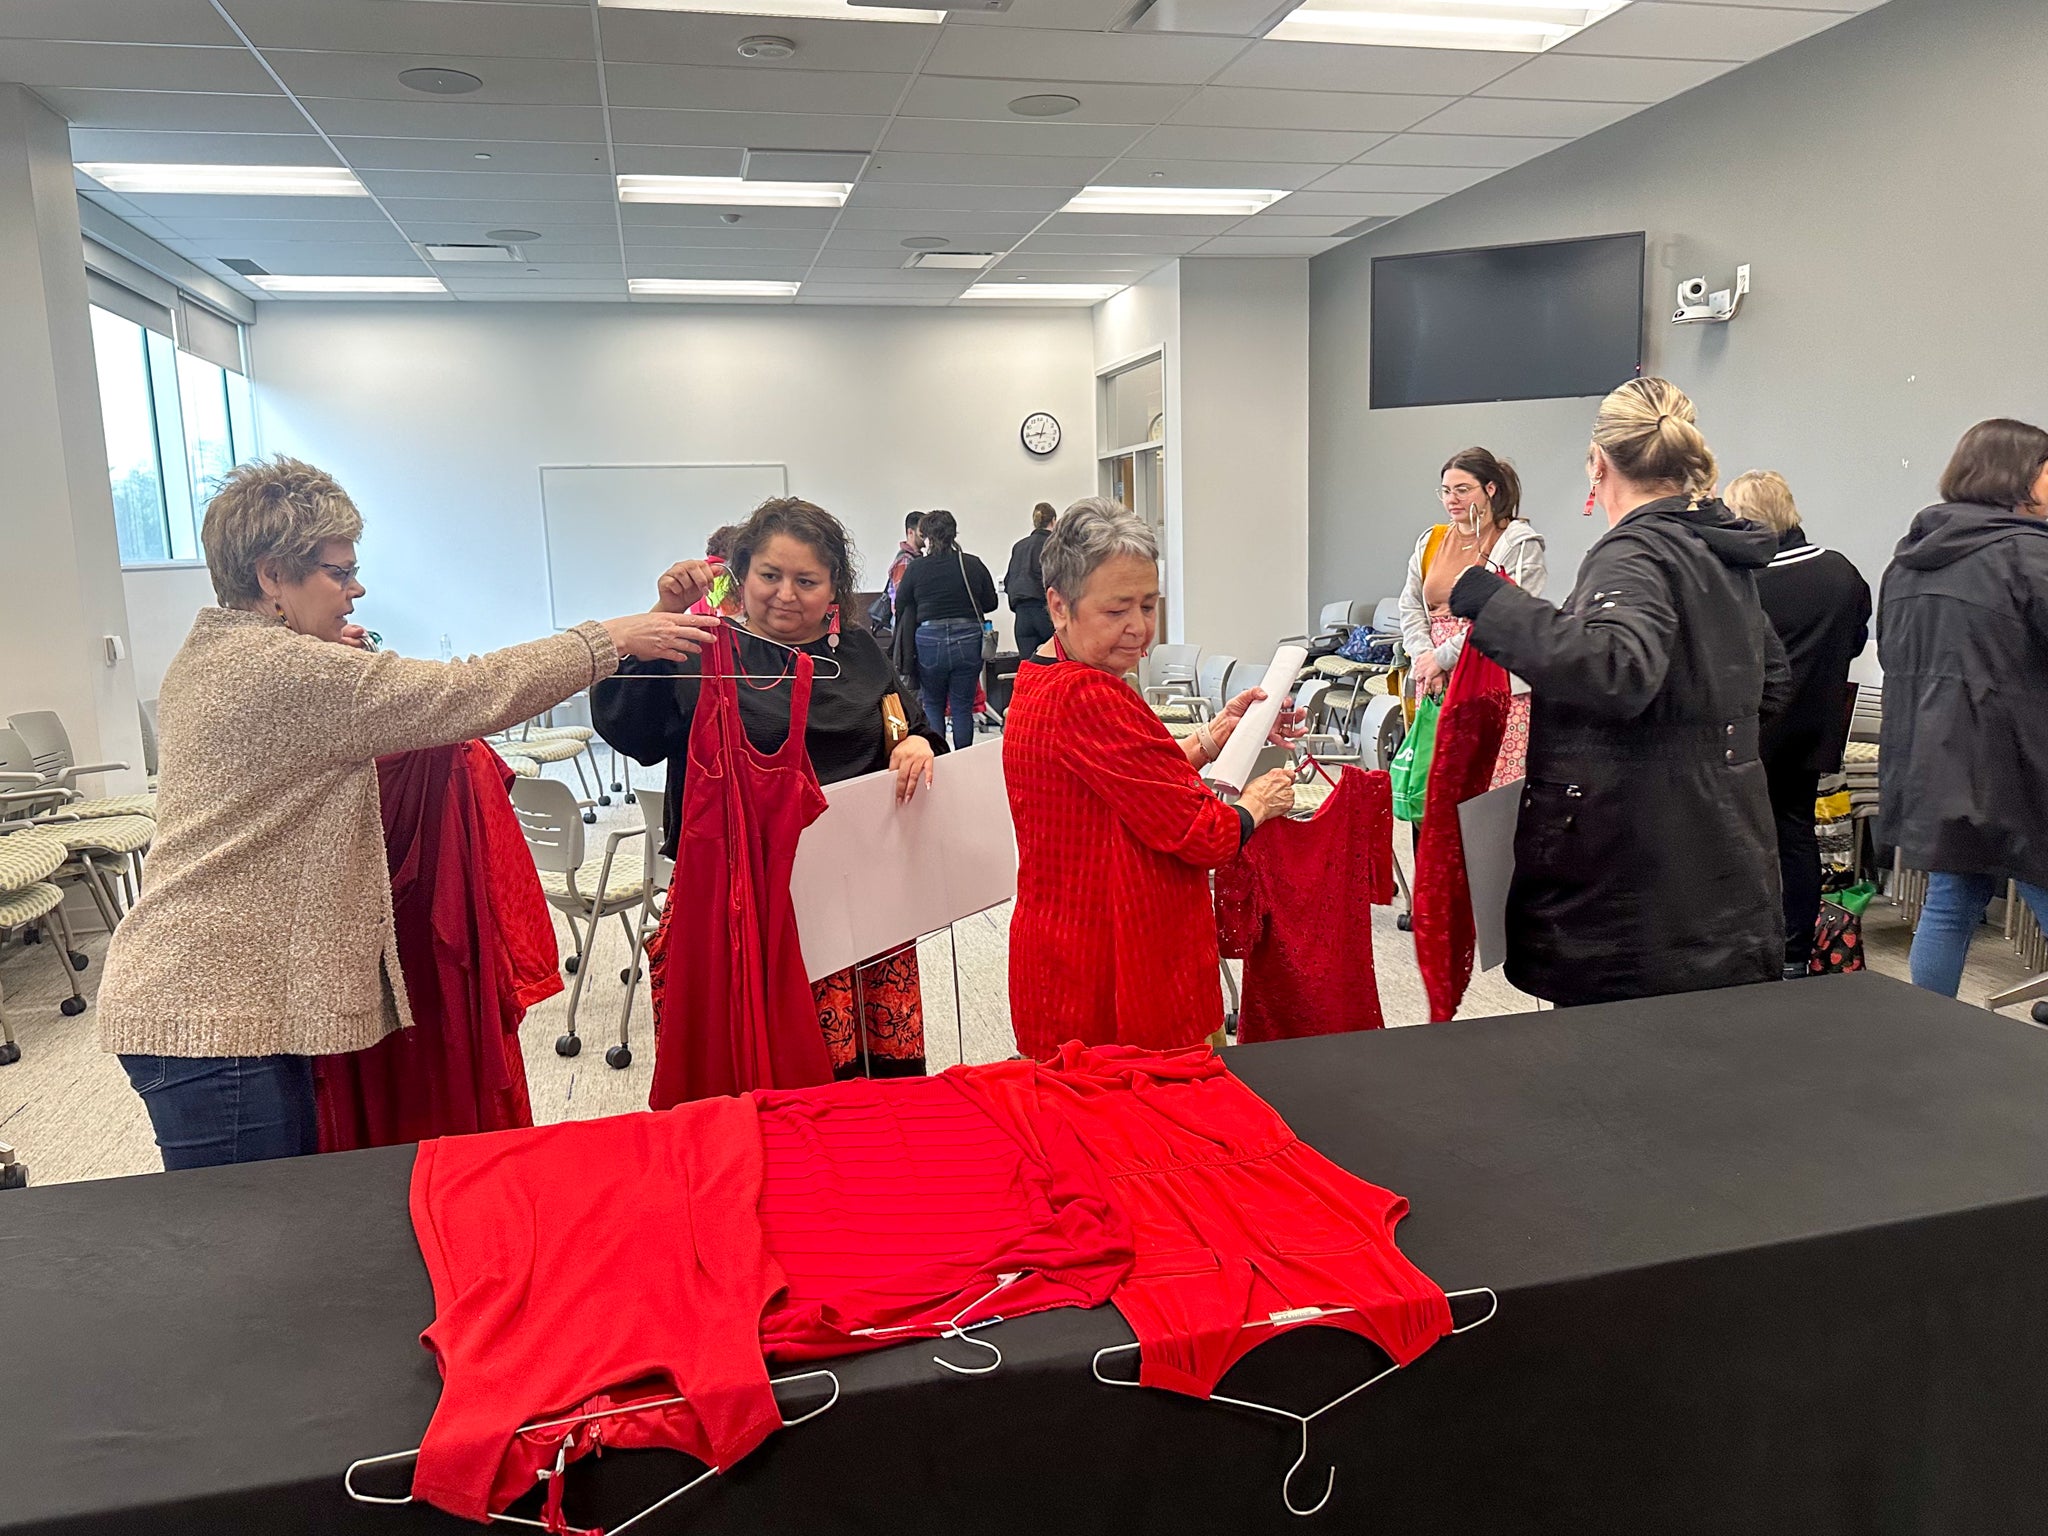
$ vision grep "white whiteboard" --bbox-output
[539,462,788,629]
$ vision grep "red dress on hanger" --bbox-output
[1413,643,1513,1023]
[647,624,834,1109]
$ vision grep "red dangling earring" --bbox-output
[827,604,841,649]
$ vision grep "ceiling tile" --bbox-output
[1103,157,1333,189]
[1269,188,1446,216]
[1040,212,1242,237]
[269,50,600,106]
[832,207,1040,234]
[624,229,827,251]
[0,40,272,91]
[595,9,936,72]
[1556,2,1857,59]
[810,247,929,270]
[445,278,627,293]
[986,253,1168,274]
[68,129,334,165]
[601,63,907,115]
[609,108,884,150]
[877,117,1144,158]
[128,215,411,242]
[0,1,239,46]
[805,227,984,249]
[1226,212,1371,236]
[943,0,1146,29]
[1011,231,1210,254]
[923,28,1250,86]
[233,255,439,276]
[1354,131,1572,167]
[105,191,394,222]
[358,169,618,203]
[1193,235,1346,255]
[383,196,621,227]
[1479,52,1737,102]
[623,203,838,229]
[299,98,608,141]
[1216,42,1524,95]
[844,181,1074,213]
[863,151,1113,185]
[898,76,1196,126]
[1301,162,1492,193]
[1417,97,1643,137]
[794,293,945,305]
[1168,86,1450,133]
[1131,124,1390,162]
[433,262,627,280]
[337,136,614,174]
[37,87,306,132]
[1648,0,1881,8]
[227,0,596,59]
[627,261,810,279]
[610,144,747,176]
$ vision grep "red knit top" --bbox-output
[1003,658,1243,1058]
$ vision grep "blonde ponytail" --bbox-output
[1591,377,1718,499]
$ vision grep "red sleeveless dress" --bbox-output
[648,625,834,1110]
[1413,641,1513,1023]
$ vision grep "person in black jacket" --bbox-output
[1878,417,2048,998]
[891,508,998,750]
[1726,470,1873,977]
[1449,377,1789,1008]
[1006,502,1057,657]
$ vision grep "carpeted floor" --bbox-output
[0,756,2036,1187]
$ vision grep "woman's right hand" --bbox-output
[1410,650,1444,698]
[601,611,720,663]
[654,560,718,614]
[1238,767,1297,827]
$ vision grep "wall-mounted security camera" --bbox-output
[1673,264,1750,325]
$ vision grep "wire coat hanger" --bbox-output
[596,617,843,683]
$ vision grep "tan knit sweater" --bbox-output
[97,609,618,1058]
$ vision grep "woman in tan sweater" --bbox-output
[97,457,714,1171]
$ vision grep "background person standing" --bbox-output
[1006,501,1058,656]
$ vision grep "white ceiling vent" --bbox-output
[423,243,519,262]
[908,251,997,269]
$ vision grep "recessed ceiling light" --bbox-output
[900,235,951,250]
[1062,185,1288,217]
[250,276,447,294]
[962,282,1124,303]
[486,228,542,242]
[76,162,367,197]
[910,251,996,269]
[617,174,850,208]
[399,66,485,95]
[1267,0,1632,52]
[631,278,801,297]
[598,0,942,23]
[1008,93,1082,117]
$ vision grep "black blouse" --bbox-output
[592,623,946,858]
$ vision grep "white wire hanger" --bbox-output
[847,1270,1023,1376]
[1090,1287,1499,1518]
[600,616,844,683]
[344,1366,840,1536]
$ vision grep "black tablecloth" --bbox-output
[9,972,2048,1534]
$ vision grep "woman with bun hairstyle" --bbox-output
[1445,378,1790,1007]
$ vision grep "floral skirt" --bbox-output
[1429,612,1528,789]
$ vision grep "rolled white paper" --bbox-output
[1201,644,1307,793]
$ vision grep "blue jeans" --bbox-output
[118,1053,319,1171]
[917,619,983,751]
[1909,871,2048,998]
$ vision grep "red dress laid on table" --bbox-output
[1004,658,1243,1058]
[648,624,833,1110]
[1413,641,1513,1024]
[1215,766,1395,1041]
[315,742,537,1152]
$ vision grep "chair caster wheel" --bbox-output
[2034,1001,2048,1026]
[564,955,579,975]
[555,1033,582,1058]
[625,793,637,805]
[61,996,88,1017]
[0,1041,20,1066]
[598,794,612,807]
[611,782,623,794]
[582,811,597,825]
[1396,912,1413,932]
[605,1045,632,1070]
[70,951,89,971]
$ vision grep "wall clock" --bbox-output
[1020,412,1061,456]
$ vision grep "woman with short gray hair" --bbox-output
[1001,497,1298,1059]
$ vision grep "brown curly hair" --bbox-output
[729,497,858,606]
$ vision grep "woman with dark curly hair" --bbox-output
[595,497,947,1084]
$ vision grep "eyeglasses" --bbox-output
[318,562,361,587]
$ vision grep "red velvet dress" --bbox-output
[1004,658,1242,1058]
[315,742,541,1152]
[1413,643,1513,1023]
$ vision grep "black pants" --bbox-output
[1766,757,1822,968]
[1013,601,1054,658]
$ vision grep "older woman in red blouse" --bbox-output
[1004,498,1298,1058]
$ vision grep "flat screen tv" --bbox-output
[1370,232,1646,409]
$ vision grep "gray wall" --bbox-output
[1308,0,2048,612]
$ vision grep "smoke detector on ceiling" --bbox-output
[398,66,484,95]
[900,236,950,250]
[485,228,541,243]
[736,35,796,58]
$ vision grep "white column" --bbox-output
[0,84,144,787]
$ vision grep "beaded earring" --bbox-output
[827,604,841,649]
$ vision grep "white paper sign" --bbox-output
[1202,645,1308,792]
[789,739,1017,982]
[1458,778,1523,974]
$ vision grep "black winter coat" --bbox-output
[1757,528,1871,774]
[1877,501,2048,888]
[1453,497,1790,1007]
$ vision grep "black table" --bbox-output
[9,973,2048,1535]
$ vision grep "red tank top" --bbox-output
[650,623,833,1109]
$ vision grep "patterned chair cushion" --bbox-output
[47,814,154,856]
[501,754,542,779]
[536,852,647,910]
[1842,741,1880,765]
[507,737,585,765]
[0,830,66,890]
[0,881,63,929]
[62,794,158,821]
[528,726,596,742]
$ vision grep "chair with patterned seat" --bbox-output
[2,717,156,822]
[0,826,91,1065]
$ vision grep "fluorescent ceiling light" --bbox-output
[250,276,446,294]
[598,0,942,23]
[617,174,850,208]
[962,282,1124,303]
[1064,185,1288,217]
[631,278,801,296]
[1267,0,1632,52]
[76,162,367,197]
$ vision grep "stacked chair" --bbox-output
[0,722,154,931]
[0,825,92,1067]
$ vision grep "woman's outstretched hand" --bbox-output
[601,611,721,663]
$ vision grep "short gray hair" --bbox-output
[1042,497,1157,603]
